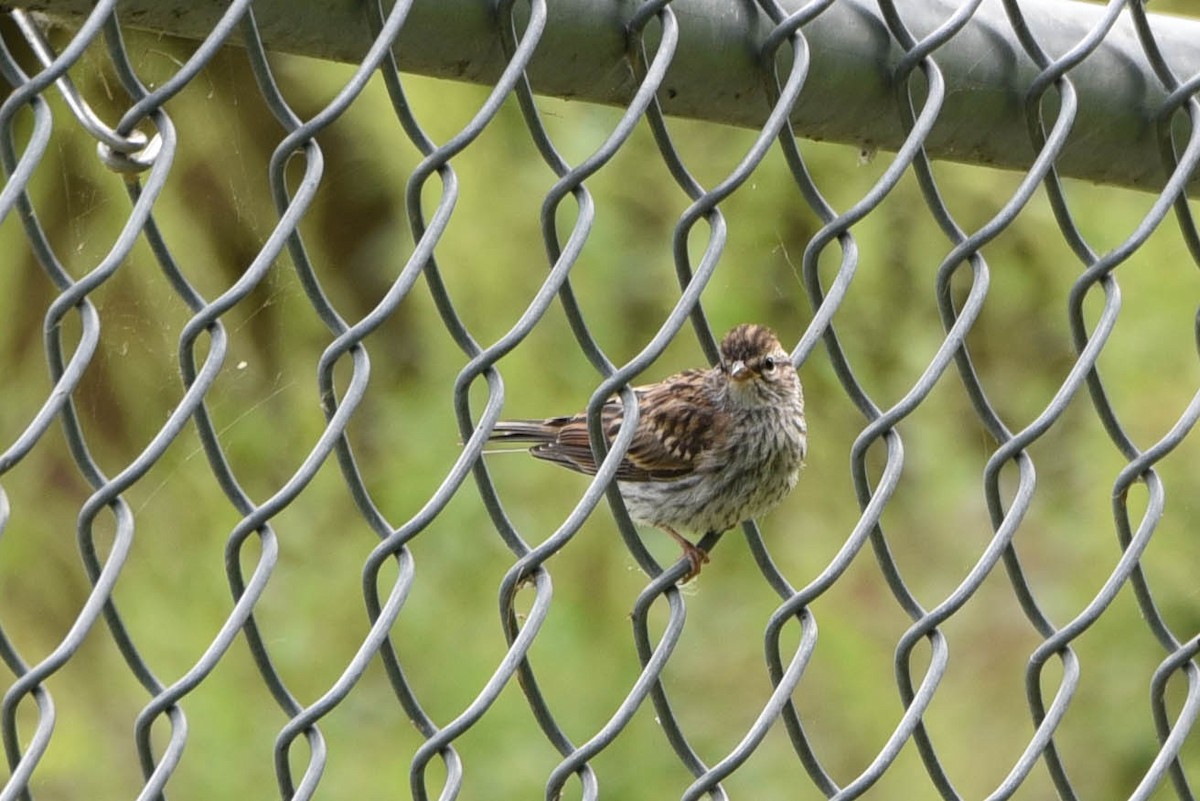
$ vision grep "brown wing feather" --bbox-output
[488,369,721,482]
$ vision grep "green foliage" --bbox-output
[1,19,1198,800]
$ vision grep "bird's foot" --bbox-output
[658,525,709,584]
[679,541,710,584]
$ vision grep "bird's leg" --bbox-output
[659,525,709,583]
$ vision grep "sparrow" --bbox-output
[487,324,807,582]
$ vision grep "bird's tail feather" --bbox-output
[485,420,558,443]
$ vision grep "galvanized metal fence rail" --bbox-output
[0,0,1198,799]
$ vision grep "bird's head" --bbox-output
[718,324,801,408]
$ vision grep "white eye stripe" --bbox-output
[760,353,792,373]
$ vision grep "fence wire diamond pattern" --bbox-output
[0,0,1199,799]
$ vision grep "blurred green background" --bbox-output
[1,2,1199,798]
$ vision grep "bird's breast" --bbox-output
[616,402,806,534]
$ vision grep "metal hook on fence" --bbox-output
[95,131,162,174]
[9,9,161,174]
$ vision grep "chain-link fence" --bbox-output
[0,0,1199,798]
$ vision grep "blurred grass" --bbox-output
[1,7,1199,799]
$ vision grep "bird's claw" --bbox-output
[679,542,710,584]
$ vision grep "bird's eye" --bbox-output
[761,356,777,373]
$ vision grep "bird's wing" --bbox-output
[493,370,721,482]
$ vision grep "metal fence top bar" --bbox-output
[15,0,1200,198]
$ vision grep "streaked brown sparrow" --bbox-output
[488,324,807,582]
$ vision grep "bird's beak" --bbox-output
[729,360,750,381]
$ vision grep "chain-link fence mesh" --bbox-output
[0,0,1198,798]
